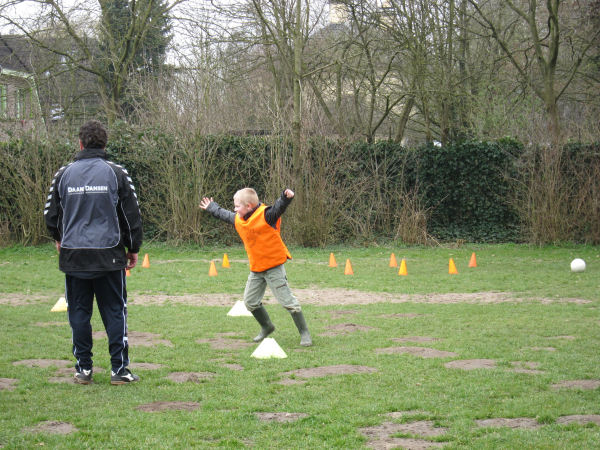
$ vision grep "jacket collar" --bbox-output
[74,148,107,160]
[243,203,262,221]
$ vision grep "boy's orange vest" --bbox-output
[235,204,291,272]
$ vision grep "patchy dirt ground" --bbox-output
[166,372,215,383]
[23,421,78,435]
[0,289,593,307]
[510,361,545,375]
[551,380,600,390]
[0,378,18,391]
[359,418,449,449]
[444,359,497,370]
[255,412,308,423]
[12,359,71,369]
[47,367,106,385]
[197,332,254,350]
[556,415,600,425]
[277,364,378,385]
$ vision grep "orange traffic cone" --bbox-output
[398,258,407,276]
[209,261,218,276]
[328,252,337,267]
[344,259,354,275]
[222,253,230,268]
[389,253,398,267]
[448,258,458,275]
[469,252,477,268]
[126,269,131,277]
[142,253,150,268]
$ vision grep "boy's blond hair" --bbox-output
[234,188,259,207]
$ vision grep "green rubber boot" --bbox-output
[290,311,312,347]
[250,306,275,342]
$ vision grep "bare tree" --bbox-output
[1,0,184,123]
[469,0,600,145]
[343,1,401,143]
[379,0,440,143]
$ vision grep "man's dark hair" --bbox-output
[79,120,108,149]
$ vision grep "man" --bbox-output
[44,120,143,385]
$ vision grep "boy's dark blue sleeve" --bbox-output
[264,191,293,227]
[206,201,236,225]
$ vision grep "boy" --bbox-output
[199,188,312,347]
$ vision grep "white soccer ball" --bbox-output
[570,258,586,273]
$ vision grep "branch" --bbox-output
[468,0,543,99]
[556,27,600,100]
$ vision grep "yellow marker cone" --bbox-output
[344,259,354,275]
[209,261,218,276]
[222,253,230,268]
[398,258,407,276]
[51,296,68,312]
[126,269,131,277]
[328,252,337,267]
[142,253,150,268]
[389,253,398,267]
[449,258,458,275]
[469,252,477,268]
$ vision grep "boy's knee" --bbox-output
[244,300,261,311]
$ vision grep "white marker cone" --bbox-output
[51,296,68,312]
[227,300,253,316]
[251,338,287,359]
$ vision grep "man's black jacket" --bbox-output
[44,148,143,273]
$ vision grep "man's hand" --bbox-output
[55,241,61,253]
[199,197,213,210]
[126,252,138,270]
[283,189,294,199]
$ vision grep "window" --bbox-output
[17,88,30,119]
[0,85,7,119]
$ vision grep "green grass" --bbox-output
[1,243,599,448]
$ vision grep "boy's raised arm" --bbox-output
[199,197,236,224]
[264,188,294,226]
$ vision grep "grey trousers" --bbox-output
[243,264,301,313]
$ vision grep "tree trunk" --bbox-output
[394,95,415,143]
[292,0,303,175]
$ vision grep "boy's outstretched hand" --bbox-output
[199,197,213,210]
[284,189,294,199]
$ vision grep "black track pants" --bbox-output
[65,270,129,374]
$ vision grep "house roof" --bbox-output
[0,35,33,74]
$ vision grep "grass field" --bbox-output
[1,243,599,448]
